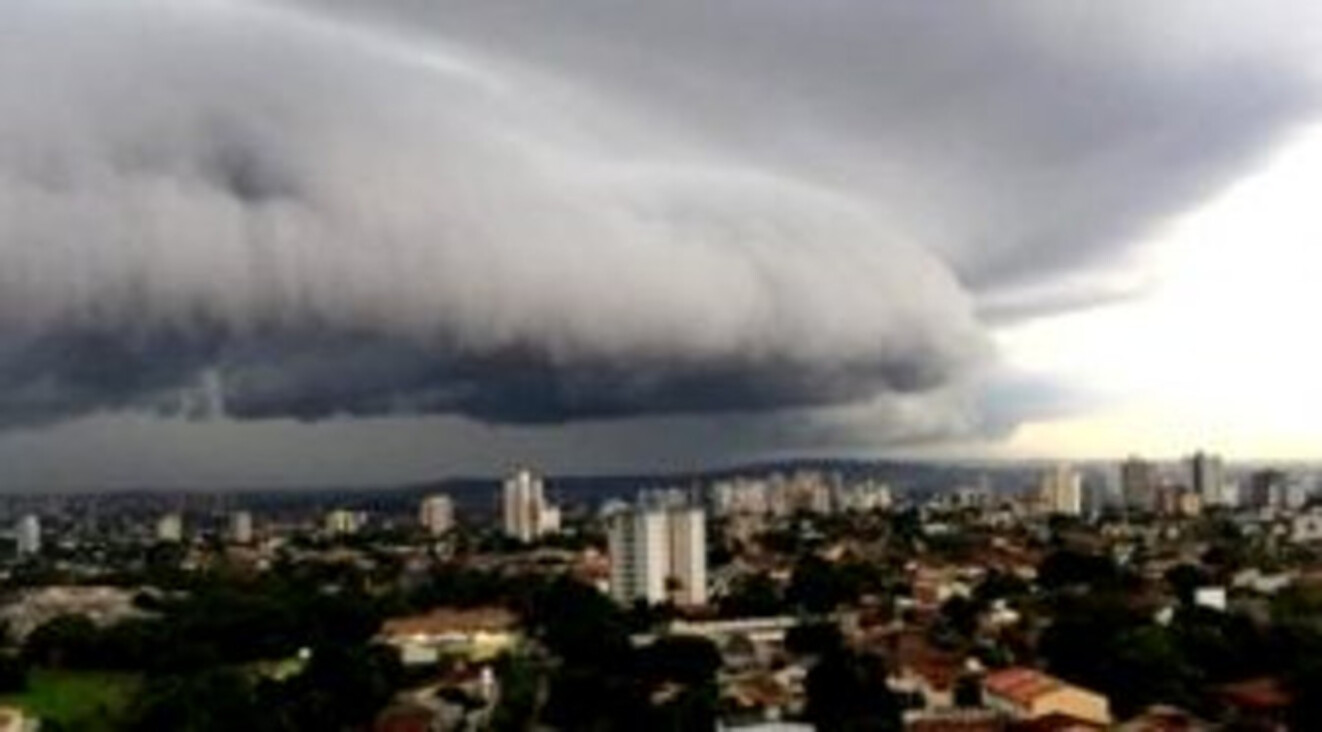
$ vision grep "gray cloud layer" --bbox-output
[1,0,1320,477]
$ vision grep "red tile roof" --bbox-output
[1011,712,1106,731]
[1217,677,1292,711]
[983,668,1065,707]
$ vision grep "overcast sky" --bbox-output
[1,0,1320,489]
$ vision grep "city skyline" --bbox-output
[1,1,1321,489]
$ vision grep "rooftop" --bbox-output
[379,607,517,638]
[983,668,1066,707]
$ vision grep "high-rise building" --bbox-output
[1120,457,1157,513]
[834,481,894,513]
[502,468,557,542]
[1213,481,1240,509]
[1285,481,1312,511]
[419,495,455,536]
[229,511,253,544]
[324,509,363,536]
[609,508,668,605]
[1039,464,1083,516]
[156,513,184,543]
[15,514,40,557]
[1247,470,1288,510]
[1080,478,1111,516]
[1177,489,1203,518]
[608,506,707,606]
[709,478,770,516]
[1190,452,1226,507]
[666,507,707,606]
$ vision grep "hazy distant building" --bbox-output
[1190,452,1226,507]
[1177,488,1203,518]
[639,487,694,510]
[710,478,770,516]
[324,509,363,536]
[1039,464,1083,516]
[1080,478,1111,516]
[1215,481,1241,509]
[419,495,455,536]
[156,513,183,543]
[1247,470,1288,510]
[502,468,557,542]
[1289,483,1313,510]
[950,481,993,510]
[1121,457,1157,512]
[1154,482,1180,517]
[15,515,40,557]
[229,511,253,544]
[608,506,707,606]
[834,481,894,513]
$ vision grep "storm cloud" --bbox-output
[1,0,1320,460]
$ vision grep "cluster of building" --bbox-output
[1118,451,1315,516]
[709,471,893,517]
[1020,451,1318,520]
[499,467,560,542]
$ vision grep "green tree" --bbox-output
[788,555,845,614]
[719,572,784,618]
[640,635,721,687]
[804,649,901,732]
[23,614,100,668]
[489,652,541,732]
[126,668,264,732]
[953,674,982,708]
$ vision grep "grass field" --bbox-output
[0,668,140,731]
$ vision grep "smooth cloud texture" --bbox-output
[1,0,1320,455]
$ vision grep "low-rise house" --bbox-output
[1216,677,1291,729]
[884,631,967,710]
[1113,705,1213,731]
[1192,587,1227,612]
[1291,512,1322,544]
[985,599,1021,629]
[906,708,1007,731]
[372,702,437,732]
[722,672,797,724]
[981,668,1110,727]
[1231,568,1295,595]
[0,707,28,732]
[0,585,153,640]
[1009,712,1106,731]
[378,607,518,665]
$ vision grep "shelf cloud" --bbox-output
[1,0,987,426]
[1,0,1319,479]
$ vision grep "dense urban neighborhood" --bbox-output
[0,457,1318,730]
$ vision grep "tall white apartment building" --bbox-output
[608,506,707,607]
[1121,456,1157,512]
[229,511,253,544]
[157,512,184,543]
[324,509,363,536]
[419,494,455,536]
[502,468,557,542]
[1039,464,1083,516]
[666,507,707,606]
[1189,451,1226,506]
[16,514,40,557]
